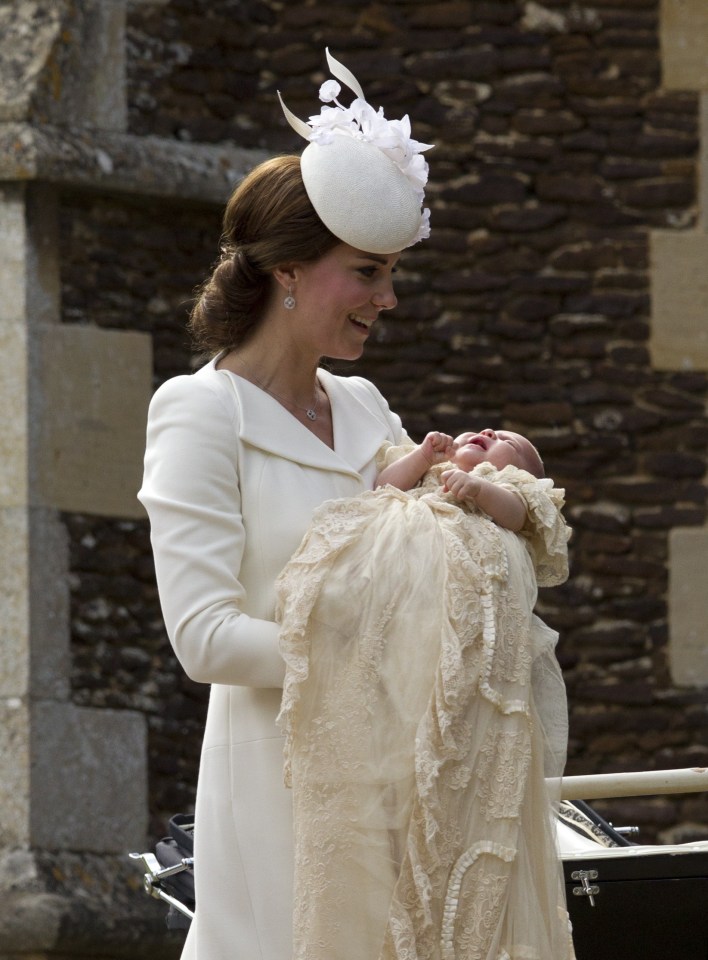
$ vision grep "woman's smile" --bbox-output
[348,312,375,333]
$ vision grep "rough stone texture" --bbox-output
[34,324,152,519]
[0,847,185,958]
[668,526,708,684]
[0,122,268,205]
[0,697,148,853]
[31,701,148,853]
[0,0,127,129]
[0,158,165,954]
[650,229,708,369]
[661,0,708,91]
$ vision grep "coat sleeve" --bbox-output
[138,374,285,688]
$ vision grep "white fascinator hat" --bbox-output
[279,49,433,255]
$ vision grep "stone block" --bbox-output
[650,230,708,369]
[669,526,708,685]
[34,324,153,519]
[0,508,69,699]
[0,697,148,852]
[0,322,29,507]
[702,95,708,218]
[0,1,63,123]
[0,186,29,323]
[0,183,60,326]
[0,698,31,848]
[30,701,148,853]
[661,0,708,91]
[0,0,127,130]
[27,510,71,700]
[0,509,31,700]
[0,122,269,205]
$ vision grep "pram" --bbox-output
[130,767,708,958]
[130,813,194,930]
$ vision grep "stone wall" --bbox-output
[121,0,708,840]
[1,0,707,957]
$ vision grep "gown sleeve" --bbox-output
[472,462,572,587]
[374,437,419,473]
[138,374,285,688]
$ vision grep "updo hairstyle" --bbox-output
[189,155,340,355]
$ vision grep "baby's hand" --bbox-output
[441,468,481,503]
[420,431,456,465]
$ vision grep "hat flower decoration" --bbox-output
[279,49,433,255]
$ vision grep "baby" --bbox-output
[276,424,572,960]
[376,428,544,532]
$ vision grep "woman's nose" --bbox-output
[372,279,397,311]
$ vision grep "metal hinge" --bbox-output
[571,869,600,907]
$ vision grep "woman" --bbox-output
[138,51,431,959]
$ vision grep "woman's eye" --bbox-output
[358,267,377,278]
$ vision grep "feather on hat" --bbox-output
[279,49,433,255]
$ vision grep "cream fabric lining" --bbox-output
[276,460,575,960]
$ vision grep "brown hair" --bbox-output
[189,155,340,355]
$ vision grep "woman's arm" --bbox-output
[441,468,528,532]
[138,375,285,687]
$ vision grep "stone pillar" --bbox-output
[653,0,708,686]
[0,3,161,957]
[0,191,152,854]
[0,173,153,913]
[0,0,150,851]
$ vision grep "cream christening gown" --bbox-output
[276,451,575,960]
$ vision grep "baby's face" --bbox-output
[453,429,541,476]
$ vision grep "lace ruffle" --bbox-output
[471,462,571,587]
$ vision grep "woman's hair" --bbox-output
[189,155,340,355]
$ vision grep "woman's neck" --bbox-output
[218,335,334,446]
[219,341,320,401]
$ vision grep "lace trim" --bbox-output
[441,842,516,960]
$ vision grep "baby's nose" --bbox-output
[480,428,496,438]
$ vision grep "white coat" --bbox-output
[138,357,406,960]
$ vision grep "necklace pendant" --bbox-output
[306,408,317,421]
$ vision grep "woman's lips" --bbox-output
[349,313,373,332]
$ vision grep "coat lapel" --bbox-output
[215,367,391,478]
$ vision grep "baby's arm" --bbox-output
[441,468,527,532]
[376,432,456,491]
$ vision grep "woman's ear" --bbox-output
[273,263,299,291]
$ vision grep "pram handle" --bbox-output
[129,851,195,921]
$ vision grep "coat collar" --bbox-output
[205,363,390,478]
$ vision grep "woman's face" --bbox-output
[290,243,400,361]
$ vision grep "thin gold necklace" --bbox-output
[233,357,319,421]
